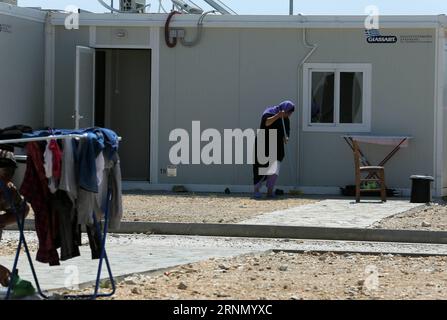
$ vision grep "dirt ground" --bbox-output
[82,199,447,301]
[20,193,447,228]
[13,192,316,224]
[76,250,447,300]
[2,198,447,300]
[122,192,316,224]
[374,201,447,231]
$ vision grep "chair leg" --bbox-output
[380,171,387,203]
[355,175,361,203]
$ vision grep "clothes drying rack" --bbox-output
[0,133,118,300]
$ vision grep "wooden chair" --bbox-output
[353,140,387,203]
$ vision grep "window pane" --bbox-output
[340,72,363,124]
[311,72,334,123]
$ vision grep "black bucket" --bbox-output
[410,175,434,203]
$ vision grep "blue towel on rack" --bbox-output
[77,131,104,193]
[22,128,120,194]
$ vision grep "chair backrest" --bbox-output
[352,140,361,175]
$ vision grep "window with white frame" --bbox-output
[303,63,372,132]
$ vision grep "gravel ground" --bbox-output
[2,232,447,300]
[3,195,447,301]
[122,192,316,223]
[2,192,315,230]
[77,250,447,300]
[0,238,37,257]
[374,201,447,231]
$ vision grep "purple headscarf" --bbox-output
[262,100,296,117]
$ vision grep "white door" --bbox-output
[75,46,95,129]
[443,47,447,190]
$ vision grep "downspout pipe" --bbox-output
[300,28,318,69]
[295,21,318,188]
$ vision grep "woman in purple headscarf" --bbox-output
[253,101,295,198]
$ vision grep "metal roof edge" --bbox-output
[48,13,446,29]
[0,3,47,23]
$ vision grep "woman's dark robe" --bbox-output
[253,115,290,185]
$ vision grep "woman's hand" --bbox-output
[278,111,287,119]
[265,111,287,127]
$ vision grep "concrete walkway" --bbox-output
[0,246,249,293]
[240,199,421,228]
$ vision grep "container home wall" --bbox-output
[157,27,301,188]
[443,41,447,194]
[0,11,45,128]
[53,26,90,128]
[49,20,438,194]
[157,27,437,193]
[52,26,153,129]
[300,28,436,192]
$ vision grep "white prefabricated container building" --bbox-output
[1,3,447,196]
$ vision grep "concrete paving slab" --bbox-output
[0,244,255,292]
[240,199,421,228]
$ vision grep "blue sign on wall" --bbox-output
[365,29,397,44]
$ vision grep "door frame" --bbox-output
[87,26,160,183]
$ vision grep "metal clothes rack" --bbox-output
[0,132,119,300]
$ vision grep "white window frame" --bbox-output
[302,63,372,133]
